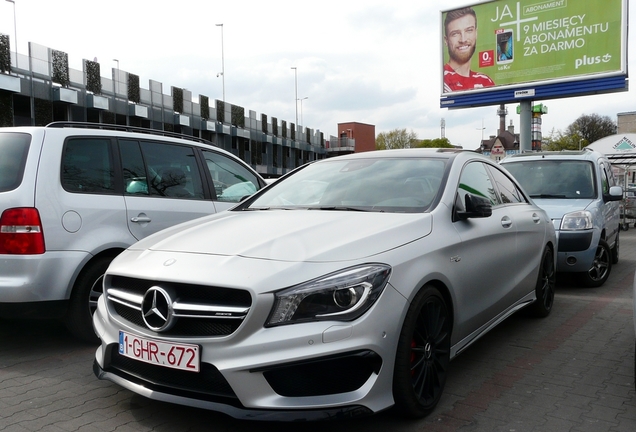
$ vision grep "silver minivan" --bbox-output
[0,122,265,341]
[501,149,622,287]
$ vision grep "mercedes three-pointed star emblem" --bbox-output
[141,286,175,332]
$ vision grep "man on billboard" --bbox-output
[443,7,495,93]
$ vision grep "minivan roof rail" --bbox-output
[45,122,216,147]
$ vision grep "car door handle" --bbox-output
[501,216,512,228]
[131,215,152,223]
[532,213,541,224]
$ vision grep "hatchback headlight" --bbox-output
[560,210,593,230]
[266,264,391,326]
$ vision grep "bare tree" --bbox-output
[566,114,616,145]
[544,114,616,150]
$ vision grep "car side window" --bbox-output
[134,141,205,199]
[487,165,526,204]
[457,162,498,207]
[61,137,115,194]
[202,149,261,202]
[600,162,614,193]
[120,140,148,195]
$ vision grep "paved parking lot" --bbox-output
[1,231,635,432]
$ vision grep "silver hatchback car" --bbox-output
[0,123,265,342]
[93,149,557,420]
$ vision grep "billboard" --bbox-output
[440,0,627,103]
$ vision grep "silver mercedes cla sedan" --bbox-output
[93,148,557,421]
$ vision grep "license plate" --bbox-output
[118,330,200,372]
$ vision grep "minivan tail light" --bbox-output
[0,208,45,254]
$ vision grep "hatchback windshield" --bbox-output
[504,160,596,199]
[248,158,446,213]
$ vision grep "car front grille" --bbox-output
[106,275,251,337]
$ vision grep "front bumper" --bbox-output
[93,283,408,420]
[92,357,374,421]
[555,230,597,273]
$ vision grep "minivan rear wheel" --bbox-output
[65,256,114,343]
[578,239,611,288]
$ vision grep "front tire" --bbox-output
[393,285,451,418]
[529,246,556,317]
[578,239,612,288]
[65,256,114,343]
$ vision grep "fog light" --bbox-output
[566,256,577,265]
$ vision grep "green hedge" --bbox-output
[172,87,183,114]
[52,50,70,87]
[128,73,140,103]
[85,60,101,94]
[0,34,10,73]
[200,95,209,120]
[231,105,244,128]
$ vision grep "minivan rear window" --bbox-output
[0,133,31,192]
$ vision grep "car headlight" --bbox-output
[266,264,391,326]
[560,210,593,230]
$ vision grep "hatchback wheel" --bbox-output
[578,239,611,288]
[393,285,451,418]
[65,256,114,343]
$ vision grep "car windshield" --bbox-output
[247,157,446,213]
[504,160,596,199]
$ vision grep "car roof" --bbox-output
[1,121,242,155]
[323,148,481,162]
[2,122,215,148]
[501,149,605,163]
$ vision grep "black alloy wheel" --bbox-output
[579,239,612,288]
[393,285,451,418]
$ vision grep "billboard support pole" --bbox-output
[519,100,532,152]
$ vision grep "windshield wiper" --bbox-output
[244,206,308,211]
[312,206,373,212]
[530,194,567,198]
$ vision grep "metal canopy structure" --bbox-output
[586,134,636,166]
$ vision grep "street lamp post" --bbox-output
[113,59,119,96]
[291,67,298,127]
[216,24,225,102]
[476,119,486,147]
[298,96,308,125]
[6,0,17,66]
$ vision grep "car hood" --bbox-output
[131,210,432,263]
[531,198,594,220]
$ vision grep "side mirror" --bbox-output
[605,185,623,202]
[455,194,493,221]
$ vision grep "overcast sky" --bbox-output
[1,0,633,149]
